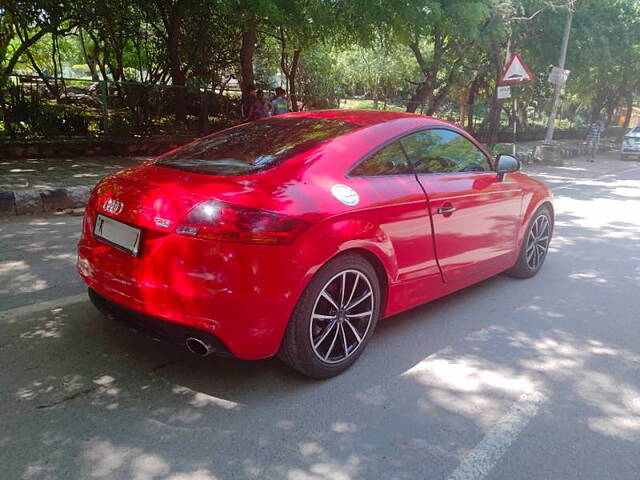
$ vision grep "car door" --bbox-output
[400,128,523,283]
[348,139,441,288]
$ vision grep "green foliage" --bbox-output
[7,91,95,137]
[297,47,340,109]
[1,0,640,139]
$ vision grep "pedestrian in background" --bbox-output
[255,90,271,119]
[271,87,289,116]
[586,119,604,162]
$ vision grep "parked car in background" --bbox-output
[621,127,640,160]
[78,110,554,378]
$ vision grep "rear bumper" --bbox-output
[88,288,231,355]
[77,216,309,359]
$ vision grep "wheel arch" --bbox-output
[518,190,554,246]
[338,247,390,319]
[539,200,555,223]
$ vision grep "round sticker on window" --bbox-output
[331,184,359,206]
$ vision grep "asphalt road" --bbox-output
[1,155,639,480]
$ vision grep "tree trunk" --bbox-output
[289,48,301,112]
[240,21,256,91]
[218,75,232,96]
[458,88,466,126]
[466,75,481,134]
[25,48,55,95]
[590,94,605,123]
[372,84,379,109]
[406,81,432,113]
[486,47,503,147]
[622,93,634,129]
[516,100,528,130]
[426,86,449,116]
[167,7,186,120]
[605,97,618,127]
[79,29,100,82]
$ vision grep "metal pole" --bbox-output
[100,80,109,137]
[502,35,517,154]
[544,7,573,145]
[513,93,517,155]
[201,84,208,134]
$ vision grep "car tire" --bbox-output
[278,253,381,379]
[505,206,554,279]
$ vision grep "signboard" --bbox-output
[500,53,533,84]
[497,86,512,100]
[548,66,570,86]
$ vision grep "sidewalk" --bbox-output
[0,145,636,217]
[0,156,150,216]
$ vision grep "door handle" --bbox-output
[437,205,456,215]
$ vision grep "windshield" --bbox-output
[156,117,358,175]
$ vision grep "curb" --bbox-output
[0,186,91,217]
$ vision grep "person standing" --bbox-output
[255,90,271,119]
[271,87,289,116]
[586,119,604,162]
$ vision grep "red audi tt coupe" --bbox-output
[78,110,553,378]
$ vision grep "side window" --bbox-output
[401,129,490,174]
[351,141,412,176]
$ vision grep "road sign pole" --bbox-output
[513,91,517,155]
[544,7,573,145]
[499,52,532,155]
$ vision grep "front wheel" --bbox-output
[505,206,553,279]
[278,253,381,379]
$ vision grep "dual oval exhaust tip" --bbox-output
[185,337,214,357]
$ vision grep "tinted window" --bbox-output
[401,129,490,174]
[351,141,412,176]
[157,117,358,175]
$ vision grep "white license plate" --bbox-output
[94,214,142,256]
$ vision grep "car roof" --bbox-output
[276,109,443,128]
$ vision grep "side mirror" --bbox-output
[496,154,520,180]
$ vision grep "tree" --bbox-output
[0,0,76,85]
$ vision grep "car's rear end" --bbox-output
[77,116,360,359]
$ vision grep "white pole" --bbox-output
[544,7,573,145]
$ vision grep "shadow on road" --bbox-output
[1,160,639,479]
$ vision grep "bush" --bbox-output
[6,88,96,138]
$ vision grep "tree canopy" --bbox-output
[1,0,639,139]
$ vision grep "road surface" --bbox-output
[1,156,639,480]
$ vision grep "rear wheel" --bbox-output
[505,206,553,279]
[278,253,381,379]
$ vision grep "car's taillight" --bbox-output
[177,200,309,245]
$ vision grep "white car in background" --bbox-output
[621,127,640,160]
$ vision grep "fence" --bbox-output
[0,75,243,140]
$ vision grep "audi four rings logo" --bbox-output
[103,198,124,215]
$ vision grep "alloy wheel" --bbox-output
[526,214,550,270]
[309,269,374,364]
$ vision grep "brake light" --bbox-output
[177,200,309,245]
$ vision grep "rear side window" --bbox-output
[350,141,412,176]
[156,117,358,175]
[401,129,490,174]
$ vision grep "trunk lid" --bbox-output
[93,163,257,233]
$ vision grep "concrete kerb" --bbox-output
[0,185,91,217]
